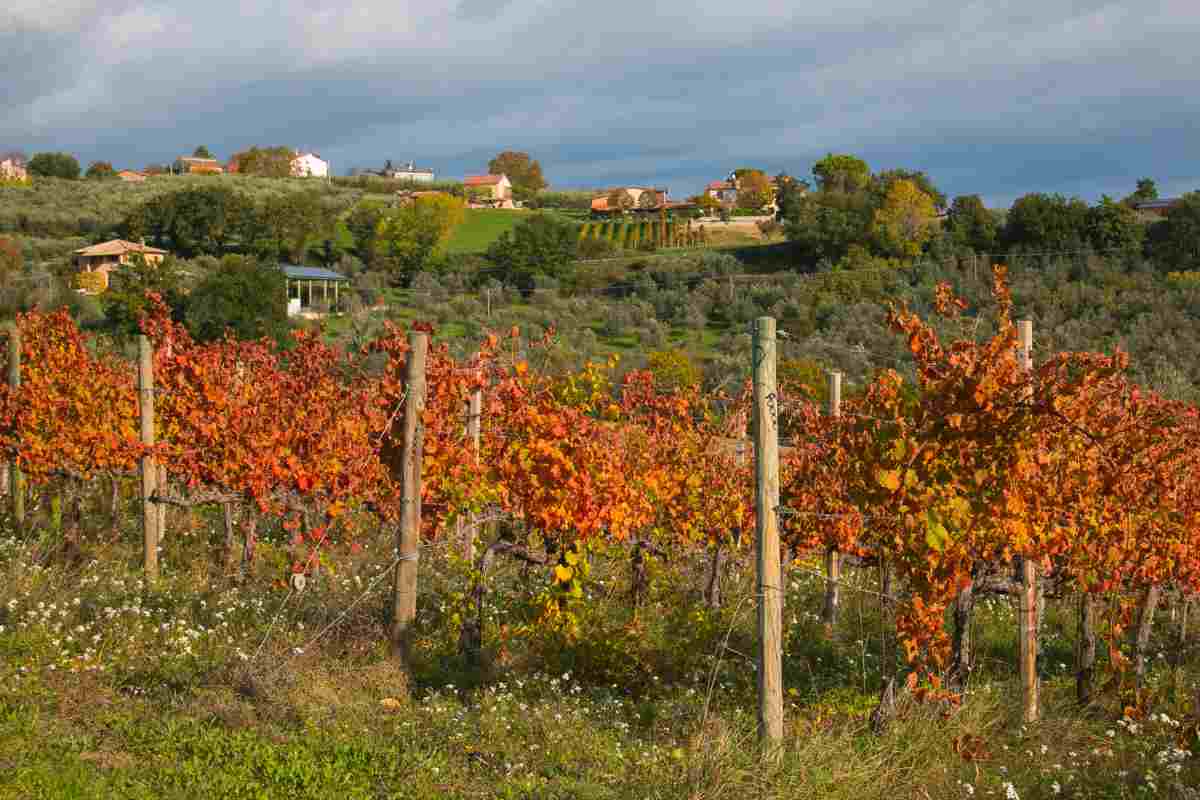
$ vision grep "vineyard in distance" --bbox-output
[1,261,1199,799]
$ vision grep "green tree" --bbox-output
[783,191,873,265]
[1002,193,1090,253]
[183,256,290,343]
[193,145,214,159]
[84,161,116,180]
[255,190,329,262]
[123,185,252,258]
[485,213,578,293]
[1086,196,1144,254]
[345,199,388,268]
[945,194,999,253]
[1122,178,1159,207]
[377,194,466,286]
[101,255,188,340]
[811,153,871,194]
[608,189,636,214]
[27,152,81,180]
[1146,192,1200,272]
[487,151,548,200]
[232,146,294,177]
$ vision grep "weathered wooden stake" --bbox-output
[752,316,783,751]
[1133,583,1161,685]
[137,335,159,580]
[822,370,843,635]
[1016,319,1039,723]
[389,331,428,662]
[464,379,482,562]
[7,324,23,529]
[1076,593,1097,705]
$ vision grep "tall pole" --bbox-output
[1016,319,1039,723]
[752,317,783,750]
[389,331,428,662]
[822,370,843,635]
[464,372,483,562]
[137,335,159,580]
[7,324,23,529]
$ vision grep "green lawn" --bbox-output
[444,209,533,254]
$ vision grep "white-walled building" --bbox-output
[386,161,435,182]
[291,152,329,178]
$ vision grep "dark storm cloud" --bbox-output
[2,0,1198,202]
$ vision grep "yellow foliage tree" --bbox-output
[872,178,936,260]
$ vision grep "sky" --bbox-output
[2,0,1198,205]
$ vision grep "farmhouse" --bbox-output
[117,170,147,182]
[74,239,168,293]
[283,264,350,315]
[0,155,29,183]
[291,152,329,178]
[464,174,514,208]
[174,156,224,175]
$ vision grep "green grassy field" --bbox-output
[445,209,534,255]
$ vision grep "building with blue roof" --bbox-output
[281,264,350,314]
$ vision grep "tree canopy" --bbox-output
[487,151,548,199]
[27,152,81,180]
[1146,192,1200,273]
[183,256,289,343]
[193,145,214,159]
[85,162,116,180]
[485,213,577,292]
[811,154,871,194]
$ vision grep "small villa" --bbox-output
[74,239,168,293]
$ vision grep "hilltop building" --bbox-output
[291,152,329,178]
[464,174,514,208]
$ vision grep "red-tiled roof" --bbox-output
[75,239,168,257]
[590,197,610,211]
[707,180,733,190]
[464,174,504,186]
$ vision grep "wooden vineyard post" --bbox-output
[389,331,428,662]
[822,371,842,635]
[463,379,483,562]
[138,335,159,580]
[1016,319,1039,723]
[7,323,23,530]
[752,316,783,751]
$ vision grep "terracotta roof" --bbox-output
[464,174,504,186]
[75,239,168,257]
[707,180,733,190]
[590,197,610,211]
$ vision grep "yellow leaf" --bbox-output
[877,469,901,491]
[554,564,573,583]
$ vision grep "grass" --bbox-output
[445,209,534,255]
[1,510,1199,799]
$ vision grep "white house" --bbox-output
[387,161,435,182]
[291,152,329,178]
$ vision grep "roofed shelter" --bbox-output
[282,264,350,314]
